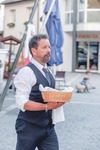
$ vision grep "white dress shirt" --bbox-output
[14,58,48,112]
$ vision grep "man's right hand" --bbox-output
[47,102,65,110]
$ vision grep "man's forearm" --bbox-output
[24,100,46,111]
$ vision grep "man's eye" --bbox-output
[43,46,47,49]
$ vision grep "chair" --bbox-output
[55,71,66,90]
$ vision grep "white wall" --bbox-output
[56,0,72,72]
[4,1,37,38]
[3,1,39,53]
[62,33,72,72]
[0,4,4,31]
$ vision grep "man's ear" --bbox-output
[31,48,36,56]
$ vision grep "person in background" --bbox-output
[75,82,85,93]
[76,70,96,93]
[14,34,65,150]
[84,70,96,90]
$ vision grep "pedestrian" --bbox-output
[76,70,96,93]
[84,70,96,91]
[14,34,65,150]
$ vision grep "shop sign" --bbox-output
[77,34,100,39]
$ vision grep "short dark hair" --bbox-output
[86,70,91,74]
[29,34,48,55]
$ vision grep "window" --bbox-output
[79,0,85,9]
[77,0,85,23]
[26,7,32,20]
[88,0,100,9]
[65,0,74,24]
[10,9,16,23]
[78,11,84,22]
[65,11,73,24]
[7,9,16,27]
[80,0,85,3]
[24,7,32,25]
[76,41,98,70]
[65,0,74,11]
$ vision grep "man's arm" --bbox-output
[24,100,65,111]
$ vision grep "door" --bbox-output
[76,41,98,70]
[89,42,98,70]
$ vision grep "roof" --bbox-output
[1,0,30,4]
[0,35,20,44]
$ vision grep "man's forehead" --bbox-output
[38,39,50,45]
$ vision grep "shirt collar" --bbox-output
[31,58,47,71]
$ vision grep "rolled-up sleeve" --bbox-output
[14,66,36,111]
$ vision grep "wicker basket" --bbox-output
[42,91,72,102]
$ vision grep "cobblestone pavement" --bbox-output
[0,72,100,150]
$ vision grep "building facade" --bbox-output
[63,0,100,73]
[1,0,44,67]
[0,0,4,40]
[1,0,100,73]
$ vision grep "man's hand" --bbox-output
[47,102,65,110]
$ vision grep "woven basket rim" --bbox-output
[41,91,72,102]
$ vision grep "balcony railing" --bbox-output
[87,9,100,22]
[65,9,100,24]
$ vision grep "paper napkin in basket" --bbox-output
[39,84,73,124]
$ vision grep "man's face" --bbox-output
[32,39,51,65]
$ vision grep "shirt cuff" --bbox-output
[15,97,29,112]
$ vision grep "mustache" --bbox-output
[45,52,51,57]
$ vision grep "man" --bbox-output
[14,34,65,150]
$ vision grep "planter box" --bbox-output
[7,22,15,27]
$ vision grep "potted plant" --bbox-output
[7,22,15,27]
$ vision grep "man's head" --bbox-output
[86,70,91,74]
[29,34,51,65]
[29,34,48,52]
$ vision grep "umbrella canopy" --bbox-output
[44,0,64,66]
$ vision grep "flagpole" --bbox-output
[72,0,78,72]
[40,0,56,33]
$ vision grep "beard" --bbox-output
[43,54,50,63]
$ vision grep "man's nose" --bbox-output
[47,47,51,52]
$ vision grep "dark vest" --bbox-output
[17,62,55,127]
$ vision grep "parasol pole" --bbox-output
[72,0,78,72]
